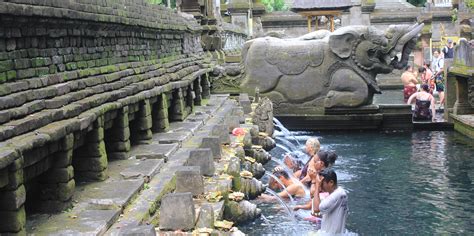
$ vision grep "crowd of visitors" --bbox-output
[266,137,349,234]
[401,44,453,122]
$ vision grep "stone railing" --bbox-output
[221,23,247,52]
[0,0,214,234]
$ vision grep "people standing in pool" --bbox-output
[278,137,320,185]
[310,168,349,234]
[407,84,436,122]
[265,169,306,199]
[401,65,419,103]
[431,49,445,106]
[293,150,338,211]
[419,64,434,94]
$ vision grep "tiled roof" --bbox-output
[291,0,353,10]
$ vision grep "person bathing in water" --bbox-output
[281,137,320,186]
[310,169,349,234]
[293,150,338,211]
[262,169,306,199]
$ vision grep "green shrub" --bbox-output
[262,0,288,12]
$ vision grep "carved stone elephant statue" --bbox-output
[240,24,423,114]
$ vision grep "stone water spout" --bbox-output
[240,23,424,114]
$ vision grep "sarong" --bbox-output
[404,86,417,103]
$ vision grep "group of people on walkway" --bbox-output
[265,138,349,234]
[401,40,454,122]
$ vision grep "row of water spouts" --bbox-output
[260,118,313,224]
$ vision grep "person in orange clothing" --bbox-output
[401,65,418,103]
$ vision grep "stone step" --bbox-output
[129,143,179,162]
[26,158,166,235]
[105,95,234,234]
[169,121,204,134]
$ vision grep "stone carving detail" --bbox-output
[241,24,424,111]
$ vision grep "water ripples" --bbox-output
[241,130,474,235]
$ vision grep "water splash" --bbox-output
[273,117,301,146]
[265,171,295,204]
[265,188,297,223]
[269,158,311,199]
[276,143,292,154]
[275,136,299,153]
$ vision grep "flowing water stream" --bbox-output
[240,129,474,235]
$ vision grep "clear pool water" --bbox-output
[240,130,474,235]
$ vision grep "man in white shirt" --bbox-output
[431,49,445,106]
[310,168,349,234]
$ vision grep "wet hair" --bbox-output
[423,62,431,67]
[317,150,338,168]
[273,169,290,180]
[319,168,337,185]
[405,65,412,71]
[421,84,430,92]
[306,138,320,153]
[418,67,425,73]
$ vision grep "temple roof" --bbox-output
[291,0,353,11]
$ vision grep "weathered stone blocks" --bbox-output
[170,88,187,121]
[105,106,131,160]
[185,148,215,177]
[196,204,214,229]
[130,100,153,143]
[73,117,108,181]
[200,136,221,159]
[151,93,170,133]
[175,166,204,196]
[159,192,196,231]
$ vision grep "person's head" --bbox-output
[405,65,413,72]
[314,150,338,170]
[423,62,430,68]
[269,169,290,190]
[421,84,430,92]
[433,49,441,58]
[447,38,453,47]
[318,168,338,193]
[418,67,426,73]
[305,138,320,156]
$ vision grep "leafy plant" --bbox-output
[261,0,288,12]
[451,8,458,22]
[466,0,474,9]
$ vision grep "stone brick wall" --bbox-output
[0,0,213,234]
[0,0,203,85]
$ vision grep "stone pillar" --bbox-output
[73,116,108,181]
[105,107,131,160]
[453,76,474,115]
[0,154,26,234]
[194,76,203,106]
[152,93,170,133]
[185,85,195,113]
[170,88,187,121]
[36,134,75,213]
[443,59,456,120]
[131,99,153,143]
[201,74,211,99]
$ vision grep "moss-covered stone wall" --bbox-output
[0,1,211,234]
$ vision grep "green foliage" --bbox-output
[407,0,426,7]
[262,0,288,12]
[451,8,458,22]
[467,0,474,9]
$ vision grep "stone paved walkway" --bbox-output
[26,94,238,235]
